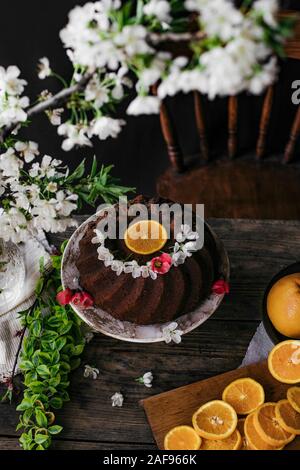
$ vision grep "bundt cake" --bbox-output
[76,196,218,325]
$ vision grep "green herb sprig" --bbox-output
[15,244,86,450]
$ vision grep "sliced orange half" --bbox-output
[200,429,242,450]
[164,425,201,450]
[275,399,300,435]
[268,340,300,384]
[244,412,284,450]
[222,377,265,415]
[124,220,167,255]
[192,400,237,440]
[253,403,295,447]
[287,386,300,413]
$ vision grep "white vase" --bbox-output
[0,239,25,314]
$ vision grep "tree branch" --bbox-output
[0,72,93,144]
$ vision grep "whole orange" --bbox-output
[267,273,300,338]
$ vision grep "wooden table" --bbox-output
[1,218,300,450]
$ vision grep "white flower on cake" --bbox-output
[37,57,51,80]
[15,141,39,163]
[111,392,124,407]
[136,371,154,388]
[83,364,100,380]
[92,224,199,279]
[162,322,183,344]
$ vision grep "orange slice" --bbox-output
[192,400,237,440]
[237,418,249,450]
[253,403,295,447]
[200,429,242,450]
[275,399,300,435]
[287,386,300,413]
[124,220,167,255]
[164,425,201,450]
[222,378,265,415]
[244,412,284,450]
[268,340,300,384]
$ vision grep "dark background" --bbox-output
[0,0,299,197]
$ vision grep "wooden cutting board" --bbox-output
[141,361,300,450]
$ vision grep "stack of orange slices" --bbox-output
[164,340,300,450]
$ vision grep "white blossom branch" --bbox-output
[0,72,93,144]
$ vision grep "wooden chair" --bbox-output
[156,10,300,219]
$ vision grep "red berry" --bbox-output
[56,288,73,305]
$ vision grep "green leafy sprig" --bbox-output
[15,244,86,450]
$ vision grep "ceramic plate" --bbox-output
[61,213,230,343]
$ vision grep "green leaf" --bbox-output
[48,425,63,435]
[16,399,33,411]
[90,155,98,178]
[72,343,85,356]
[35,434,49,445]
[28,381,45,393]
[49,397,63,410]
[36,364,51,378]
[66,159,85,183]
[35,409,48,428]
[19,360,34,371]
[31,320,42,337]
[35,277,45,296]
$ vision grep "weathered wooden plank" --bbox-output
[0,319,258,443]
[0,437,155,450]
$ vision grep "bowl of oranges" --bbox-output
[262,262,300,344]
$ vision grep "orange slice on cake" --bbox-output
[275,399,300,435]
[287,386,300,413]
[222,378,265,415]
[268,340,300,384]
[192,400,237,440]
[164,425,201,450]
[253,403,295,447]
[124,220,167,255]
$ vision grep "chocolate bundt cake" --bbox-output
[76,196,218,325]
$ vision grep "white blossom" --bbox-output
[253,0,278,28]
[29,155,63,178]
[114,25,153,57]
[0,95,29,127]
[136,371,154,388]
[89,116,125,140]
[109,66,132,100]
[111,392,124,407]
[48,108,64,126]
[15,140,39,163]
[248,57,278,94]
[0,65,27,96]
[85,74,110,107]
[83,364,100,380]
[143,0,171,23]
[0,148,23,177]
[162,322,183,344]
[58,123,92,151]
[46,182,58,193]
[0,208,29,244]
[200,0,244,42]
[127,96,160,115]
[55,190,78,216]
[37,57,51,79]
